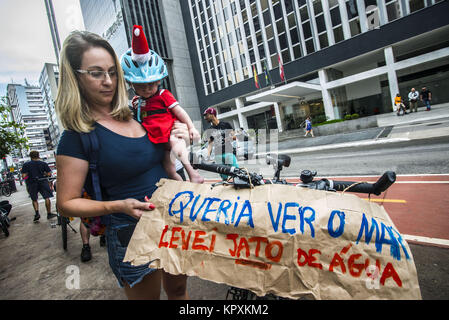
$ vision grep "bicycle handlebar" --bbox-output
[192,157,396,195]
[331,171,396,195]
[37,176,57,181]
[193,161,265,187]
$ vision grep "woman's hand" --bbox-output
[121,198,155,220]
[171,121,190,145]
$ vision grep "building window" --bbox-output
[346,0,361,36]
[312,0,323,15]
[315,14,326,33]
[346,0,359,20]
[319,33,328,48]
[349,18,361,36]
[333,26,344,43]
[293,44,302,59]
[263,9,271,25]
[408,0,425,13]
[299,1,315,54]
[290,27,299,45]
[330,7,341,26]
[386,0,401,22]
[306,39,315,54]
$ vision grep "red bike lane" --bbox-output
[299,174,449,247]
[206,174,449,247]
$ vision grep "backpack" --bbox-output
[79,130,107,236]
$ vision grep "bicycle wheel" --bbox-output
[1,186,11,197]
[0,217,9,237]
[61,216,68,250]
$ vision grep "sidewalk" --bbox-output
[0,184,228,300]
[258,103,449,156]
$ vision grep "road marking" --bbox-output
[394,181,449,184]
[362,198,407,203]
[315,174,449,179]
[403,234,449,247]
[14,198,56,208]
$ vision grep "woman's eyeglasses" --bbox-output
[77,69,117,80]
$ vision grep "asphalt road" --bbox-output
[198,126,449,300]
[270,135,449,176]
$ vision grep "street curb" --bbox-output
[256,127,449,157]
[256,137,410,156]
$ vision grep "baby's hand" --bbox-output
[189,127,201,143]
[131,96,140,109]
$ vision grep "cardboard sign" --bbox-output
[124,179,421,299]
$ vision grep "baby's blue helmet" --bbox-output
[120,48,168,83]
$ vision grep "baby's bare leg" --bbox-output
[163,149,183,181]
[170,136,204,184]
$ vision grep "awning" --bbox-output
[246,81,322,103]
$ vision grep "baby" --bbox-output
[121,25,203,183]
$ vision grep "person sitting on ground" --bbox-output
[394,93,407,116]
[21,151,57,222]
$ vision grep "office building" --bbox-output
[7,83,51,157]
[44,0,62,65]
[180,0,449,131]
[39,63,61,150]
[80,0,201,122]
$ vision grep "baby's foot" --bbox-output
[189,174,204,184]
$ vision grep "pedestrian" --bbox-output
[304,116,314,137]
[394,93,407,116]
[408,88,419,113]
[121,25,203,184]
[203,107,239,180]
[20,151,57,222]
[420,87,432,111]
[55,30,191,300]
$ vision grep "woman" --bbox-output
[304,116,314,138]
[55,30,191,299]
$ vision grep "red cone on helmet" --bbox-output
[131,25,151,65]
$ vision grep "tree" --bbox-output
[0,96,29,159]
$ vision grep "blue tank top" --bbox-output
[56,123,168,224]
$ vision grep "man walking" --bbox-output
[21,151,57,222]
[420,87,432,111]
[408,88,419,113]
[203,107,239,180]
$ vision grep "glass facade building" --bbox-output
[39,63,60,151]
[181,0,449,131]
[80,0,129,57]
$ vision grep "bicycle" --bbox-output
[190,152,396,300]
[0,181,12,197]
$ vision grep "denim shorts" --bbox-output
[105,214,157,288]
[27,181,53,201]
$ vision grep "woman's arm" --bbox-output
[56,155,153,219]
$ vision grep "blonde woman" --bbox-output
[55,31,190,299]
